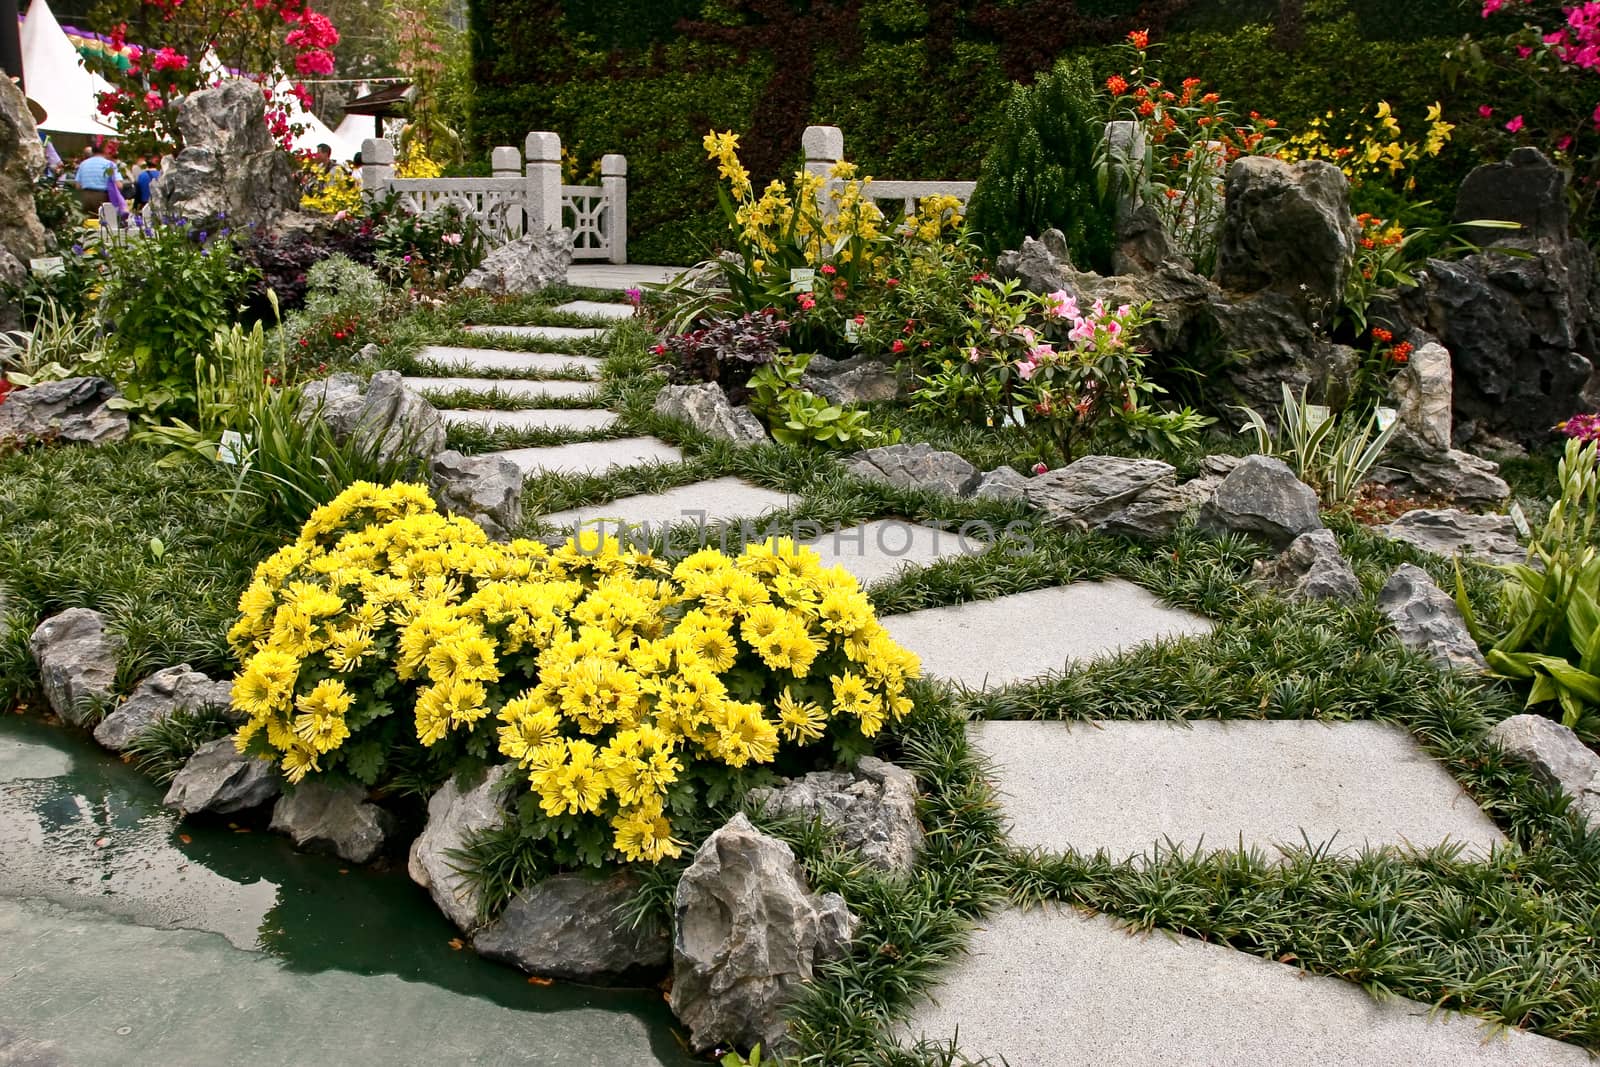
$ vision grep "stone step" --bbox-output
[539,477,792,531]
[904,908,1587,1067]
[462,324,607,344]
[414,345,602,379]
[567,264,680,290]
[493,437,684,477]
[800,519,988,587]
[554,300,637,322]
[969,719,1505,862]
[439,408,619,433]
[881,581,1212,690]
[403,376,601,403]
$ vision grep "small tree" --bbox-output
[966,57,1116,272]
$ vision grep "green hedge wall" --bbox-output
[468,0,1494,265]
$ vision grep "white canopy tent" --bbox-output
[332,110,376,158]
[20,0,118,136]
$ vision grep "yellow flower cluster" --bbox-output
[300,162,364,216]
[229,482,919,865]
[1280,102,1454,191]
[396,152,445,180]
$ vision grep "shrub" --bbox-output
[228,483,920,867]
[655,310,789,403]
[374,203,487,292]
[237,216,379,317]
[966,56,1115,268]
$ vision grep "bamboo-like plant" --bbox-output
[1237,384,1399,505]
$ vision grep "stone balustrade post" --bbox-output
[524,131,563,234]
[360,137,395,202]
[601,153,627,264]
[801,125,844,221]
[490,146,520,177]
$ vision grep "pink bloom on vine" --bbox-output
[1481,0,1505,13]
[1042,289,1079,320]
[1518,45,1533,58]
[144,90,163,109]
[152,47,188,72]
[1479,105,1494,118]
[1505,114,1524,133]
[294,49,335,75]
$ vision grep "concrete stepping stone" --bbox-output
[439,408,619,433]
[463,324,606,344]
[568,264,680,289]
[402,376,600,403]
[555,300,637,321]
[904,907,1588,1066]
[540,476,791,531]
[494,437,684,477]
[414,345,602,378]
[801,519,988,587]
[881,581,1211,689]
[969,720,1506,861]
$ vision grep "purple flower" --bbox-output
[625,286,642,307]
[71,243,83,255]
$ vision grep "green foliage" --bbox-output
[964,57,1115,269]
[375,203,487,291]
[1457,439,1600,734]
[1238,384,1399,506]
[32,175,85,251]
[746,354,900,450]
[0,300,110,387]
[125,706,238,785]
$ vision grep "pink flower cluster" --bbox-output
[1015,292,1134,380]
[1559,411,1600,442]
[1484,0,1600,128]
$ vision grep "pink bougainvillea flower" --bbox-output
[1479,105,1494,118]
[1505,114,1525,132]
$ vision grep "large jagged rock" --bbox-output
[429,449,523,540]
[1488,714,1600,830]
[1389,341,1454,452]
[1213,294,1362,416]
[0,377,131,446]
[747,757,923,876]
[163,737,281,816]
[800,354,901,405]
[1378,564,1488,673]
[1215,157,1358,315]
[652,383,768,445]
[298,370,446,464]
[151,79,299,229]
[473,870,670,985]
[1371,433,1511,507]
[1381,508,1524,568]
[1198,455,1323,548]
[29,608,122,727]
[1023,455,1177,528]
[844,442,978,497]
[1252,528,1360,603]
[269,781,395,864]
[0,77,45,331]
[461,228,572,295]
[92,665,234,752]
[409,765,513,933]
[1401,149,1600,448]
[973,465,1030,504]
[670,813,858,1054]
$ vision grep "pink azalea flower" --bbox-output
[1031,462,1049,475]
[1479,105,1494,118]
[1506,114,1525,133]
[1027,343,1055,363]
[1068,318,1097,344]
[1042,289,1079,320]
[964,347,982,363]
[1017,359,1037,381]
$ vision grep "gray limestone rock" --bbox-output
[92,665,234,752]
[670,813,858,1054]
[973,465,1030,504]
[163,737,281,816]
[1198,455,1323,548]
[1453,146,1569,244]
[1382,508,1524,568]
[0,76,45,278]
[472,870,669,985]
[1372,432,1512,507]
[408,765,514,932]
[1378,564,1488,673]
[1023,455,1176,528]
[1216,156,1358,315]
[844,442,979,498]
[298,370,445,464]
[151,79,300,229]
[1389,341,1454,452]
[747,757,923,876]
[461,227,573,295]
[0,377,130,446]
[652,383,768,445]
[1252,528,1360,603]
[800,355,901,405]
[269,780,395,864]
[29,608,122,727]
[429,449,524,540]
[1488,714,1600,830]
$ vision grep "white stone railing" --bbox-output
[801,125,976,219]
[360,132,628,264]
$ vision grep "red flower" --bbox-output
[1390,342,1414,364]
[891,340,907,354]
[1127,28,1149,49]
[1106,74,1129,96]
[885,277,899,288]
[1370,327,1393,343]
[820,264,836,275]
[1138,100,1155,117]
[152,47,189,72]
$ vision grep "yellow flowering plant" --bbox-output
[300,161,364,216]
[229,482,920,867]
[1279,102,1455,193]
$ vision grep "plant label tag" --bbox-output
[218,430,246,467]
[844,319,860,343]
[1374,406,1398,431]
[30,257,63,277]
[788,268,814,292]
[1305,404,1331,430]
[1007,406,1028,428]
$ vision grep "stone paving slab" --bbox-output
[439,407,619,433]
[969,720,1506,861]
[463,323,606,343]
[414,345,602,378]
[539,476,791,530]
[555,300,637,321]
[904,907,1588,1066]
[402,376,601,402]
[494,437,684,477]
[881,581,1212,690]
[568,264,680,289]
[801,519,989,587]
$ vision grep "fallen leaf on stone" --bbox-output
[448,938,465,950]
[93,837,110,848]
[179,834,192,844]
[526,976,552,986]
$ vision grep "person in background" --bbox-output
[134,157,161,208]
[73,144,117,213]
[39,131,62,180]
[314,143,333,169]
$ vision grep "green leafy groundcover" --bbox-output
[467,0,1503,265]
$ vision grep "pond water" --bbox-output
[0,713,697,1066]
